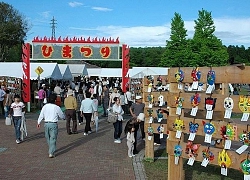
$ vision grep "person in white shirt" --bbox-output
[9,94,25,144]
[125,87,132,114]
[126,124,135,158]
[109,87,120,108]
[112,97,124,143]
[37,94,65,158]
[94,82,102,106]
[80,91,98,136]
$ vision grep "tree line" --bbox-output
[1,2,250,68]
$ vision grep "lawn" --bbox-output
[143,149,244,180]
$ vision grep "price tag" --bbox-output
[244,174,250,180]
[160,133,164,139]
[148,136,152,141]
[204,134,212,143]
[147,87,152,93]
[187,157,195,166]
[224,109,232,119]
[192,81,198,90]
[236,145,249,154]
[175,156,179,165]
[224,139,231,150]
[190,106,198,116]
[188,133,196,141]
[176,107,181,115]
[221,167,228,176]
[241,113,250,121]
[148,103,153,108]
[175,130,182,139]
[206,84,214,94]
[158,118,163,123]
[201,158,209,167]
[178,83,183,90]
[149,117,153,123]
[206,110,213,120]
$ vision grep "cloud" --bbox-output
[91,7,112,12]
[39,11,51,19]
[69,1,83,7]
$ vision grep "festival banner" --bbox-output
[22,43,30,102]
[122,44,130,91]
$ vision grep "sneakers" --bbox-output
[16,139,20,144]
[88,131,92,134]
[83,132,88,136]
[79,123,81,125]
[132,154,135,157]
[114,139,121,143]
[49,154,55,158]
[154,143,161,145]
[128,155,133,158]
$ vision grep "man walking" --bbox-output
[80,92,97,136]
[64,89,78,135]
[94,82,102,106]
[37,94,65,158]
[102,85,109,117]
[0,87,6,117]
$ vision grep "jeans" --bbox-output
[83,113,92,133]
[103,100,109,116]
[4,106,10,118]
[44,123,58,155]
[13,116,22,140]
[0,101,4,115]
[113,120,122,139]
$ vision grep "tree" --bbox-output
[0,2,29,61]
[191,9,228,66]
[160,12,190,67]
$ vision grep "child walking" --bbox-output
[92,94,99,132]
[126,124,135,158]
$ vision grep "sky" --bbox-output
[3,0,250,47]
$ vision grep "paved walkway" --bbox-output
[0,113,146,180]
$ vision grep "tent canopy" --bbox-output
[86,68,102,77]
[99,68,122,77]
[130,68,158,78]
[129,67,169,78]
[67,64,87,77]
[58,64,73,81]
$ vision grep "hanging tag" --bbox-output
[160,133,164,139]
[148,103,153,108]
[192,81,198,90]
[175,130,182,139]
[206,110,213,119]
[158,118,163,123]
[149,117,153,123]
[221,167,228,176]
[159,101,163,106]
[201,158,209,167]
[206,84,214,94]
[236,144,249,154]
[224,109,232,119]
[241,113,250,121]
[178,83,183,90]
[176,107,181,115]
[148,136,152,141]
[188,133,196,141]
[147,86,152,93]
[187,157,195,166]
[204,134,212,143]
[224,139,231,150]
[190,106,198,116]
[175,156,179,165]
[244,174,250,180]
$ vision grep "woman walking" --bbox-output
[112,97,124,143]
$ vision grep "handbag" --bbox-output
[107,113,118,123]
[5,116,12,126]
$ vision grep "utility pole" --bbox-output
[50,16,57,39]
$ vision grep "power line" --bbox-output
[50,16,57,39]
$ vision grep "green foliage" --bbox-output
[0,2,29,61]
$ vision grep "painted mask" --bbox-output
[239,95,250,113]
[191,67,201,81]
[147,109,153,116]
[239,131,250,146]
[185,141,200,157]
[218,149,231,168]
[173,118,185,131]
[240,159,250,175]
[189,122,199,133]
[205,97,217,111]
[191,93,201,107]
[174,145,182,157]
[220,124,235,140]
[224,97,234,110]
[157,125,164,133]
[203,121,216,135]
[175,96,184,108]
[202,148,214,161]
[207,70,216,85]
[175,69,184,83]
[147,126,154,136]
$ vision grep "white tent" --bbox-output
[129,67,169,78]
[99,68,122,77]
[86,68,102,77]
[67,64,87,77]
[58,64,73,80]
[130,68,159,78]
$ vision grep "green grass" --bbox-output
[143,149,244,180]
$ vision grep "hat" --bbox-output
[135,96,142,100]
[67,89,74,96]
[137,113,145,121]
[42,84,46,87]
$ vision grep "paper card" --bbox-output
[147,87,152,93]
[236,144,249,154]
[175,130,182,139]
[148,103,153,108]
[159,101,163,106]
[158,118,163,123]
[224,109,232,119]
[206,84,215,94]
[224,139,231,150]
[244,174,250,180]
[148,136,152,141]
[175,156,179,165]
[149,117,153,123]
[190,106,198,116]
[204,134,212,143]
[187,157,195,166]
[188,133,196,141]
[178,83,183,90]
[192,81,198,90]
[176,107,182,115]
[221,167,228,176]
[206,110,213,120]
[160,133,164,139]
[241,113,250,121]
[201,158,209,167]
